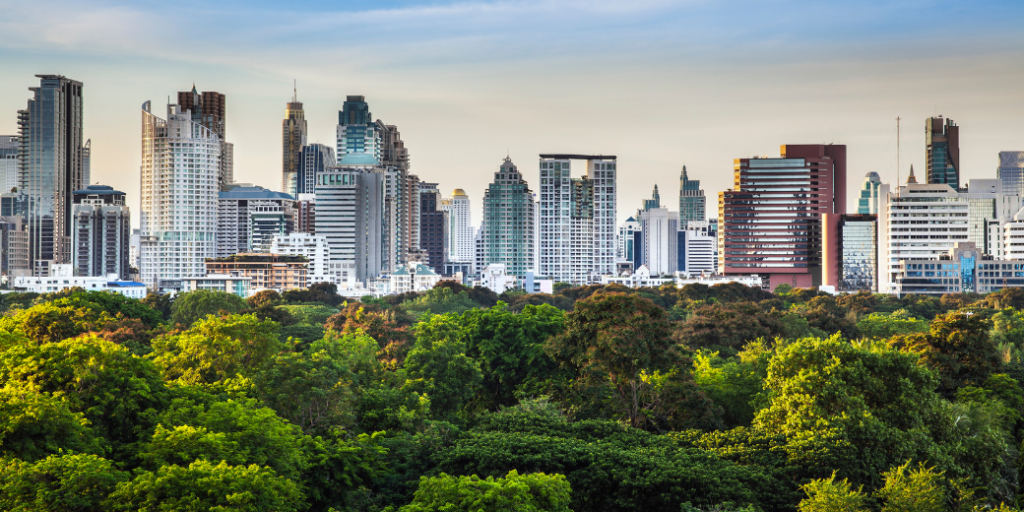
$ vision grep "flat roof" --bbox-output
[539,154,616,160]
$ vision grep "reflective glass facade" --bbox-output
[840,216,876,292]
[926,117,959,189]
[679,165,706,224]
[479,157,535,278]
[998,151,1024,197]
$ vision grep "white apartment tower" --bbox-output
[638,207,678,276]
[139,101,220,292]
[440,188,473,264]
[538,154,616,284]
[270,233,338,286]
[314,163,384,286]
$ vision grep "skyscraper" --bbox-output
[216,185,296,256]
[139,101,220,292]
[719,144,846,290]
[679,166,706,224]
[478,157,536,278]
[314,163,384,286]
[282,94,307,195]
[638,207,678,275]
[642,184,661,211]
[997,151,1024,197]
[0,136,18,193]
[18,75,85,274]
[926,116,960,189]
[616,216,639,262]
[71,185,130,279]
[177,86,231,190]
[80,139,91,186]
[296,144,335,195]
[419,182,446,274]
[856,171,882,214]
[336,96,380,162]
[440,189,473,264]
[538,154,616,284]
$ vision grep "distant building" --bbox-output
[0,216,29,280]
[182,274,252,298]
[390,262,441,294]
[14,264,145,298]
[282,95,307,195]
[823,213,877,292]
[997,151,1024,197]
[296,144,334,195]
[478,157,536,278]
[440,188,473,265]
[638,207,678,276]
[315,161,384,285]
[926,117,960,189]
[600,264,674,288]
[679,166,706,224]
[270,233,335,285]
[204,253,308,293]
[178,86,231,190]
[419,182,446,274]
[477,263,518,294]
[0,136,19,193]
[857,172,883,214]
[719,144,846,291]
[216,185,295,256]
[295,193,315,234]
[680,221,716,274]
[617,216,640,262]
[71,185,130,279]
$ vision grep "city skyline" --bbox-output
[1,1,1022,229]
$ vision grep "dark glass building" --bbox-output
[419,183,446,274]
[926,116,960,189]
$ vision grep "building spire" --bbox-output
[681,165,688,180]
[907,164,917,184]
[293,79,297,102]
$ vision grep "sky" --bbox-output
[1,0,1023,229]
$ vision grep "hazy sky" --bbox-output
[1,0,1023,228]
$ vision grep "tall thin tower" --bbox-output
[282,82,307,195]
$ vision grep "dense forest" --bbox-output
[4,280,1024,511]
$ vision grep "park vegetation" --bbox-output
[4,281,1024,511]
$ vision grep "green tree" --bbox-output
[247,289,282,309]
[400,470,572,512]
[0,452,128,512]
[150,314,282,385]
[675,302,784,356]
[13,302,114,344]
[0,336,168,448]
[0,385,103,461]
[402,287,479,317]
[797,473,868,512]
[856,310,929,339]
[546,292,714,431]
[104,460,305,512]
[874,462,946,512]
[141,292,173,321]
[893,311,1001,394]
[170,289,247,327]
[691,341,772,428]
[405,313,483,423]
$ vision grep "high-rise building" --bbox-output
[295,193,315,234]
[80,139,91,186]
[177,86,230,190]
[926,117,960,189]
[478,157,536,278]
[0,216,29,280]
[680,221,717,275]
[822,213,877,292]
[719,144,846,290]
[538,154,616,284]
[998,151,1024,197]
[336,96,380,162]
[637,207,678,276]
[616,216,640,262]
[314,162,384,286]
[419,182,446,274]
[282,95,307,195]
[297,144,335,195]
[679,166,706,224]
[379,122,414,272]
[139,101,220,293]
[642,184,661,211]
[440,189,473,264]
[857,172,883,214]
[216,185,295,257]
[71,185,130,279]
[18,75,86,274]
[0,136,18,193]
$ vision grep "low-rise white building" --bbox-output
[477,263,518,294]
[14,264,147,298]
[674,272,763,289]
[599,265,763,290]
[391,262,442,294]
[181,274,252,298]
[270,233,335,285]
[600,265,675,288]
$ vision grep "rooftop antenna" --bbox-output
[293,79,297,102]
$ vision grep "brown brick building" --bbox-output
[204,253,308,293]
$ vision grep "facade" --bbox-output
[139,101,220,293]
[177,87,231,190]
[182,274,252,298]
[638,207,679,276]
[71,185,130,279]
[390,262,441,294]
[926,116,960,189]
[204,253,308,293]
[295,193,316,234]
[81,139,91,187]
[336,96,381,163]
[719,144,846,290]
[19,75,86,273]
[478,157,536,278]
[679,166,706,224]
[296,144,335,195]
[282,97,307,195]
[270,233,334,285]
[538,154,617,284]
[857,172,883,214]
[216,185,295,256]
[822,213,877,292]
[680,221,717,274]
[998,151,1024,198]
[881,182,967,293]
[478,263,519,294]
[419,182,446,274]
[440,189,473,264]
[617,216,640,262]
[0,216,29,280]
[0,136,18,193]
[314,162,384,285]
[14,264,145,298]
